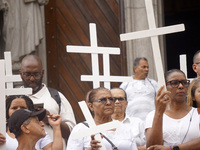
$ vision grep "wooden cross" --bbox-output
[179,54,194,81]
[66,23,132,89]
[120,0,185,88]
[0,52,32,150]
[71,101,119,150]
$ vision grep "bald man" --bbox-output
[20,54,76,149]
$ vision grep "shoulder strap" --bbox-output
[47,87,61,114]
[82,122,118,150]
[146,78,157,97]
[123,82,129,91]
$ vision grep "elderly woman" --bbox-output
[110,88,146,150]
[0,95,63,150]
[67,87,138,150]
[146,69,200,150]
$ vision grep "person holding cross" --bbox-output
[120,57,158,121]
[67,87,138,150]
[19,54,76,149]
[146,69,200,150]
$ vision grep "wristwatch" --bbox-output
[173,145,180,150]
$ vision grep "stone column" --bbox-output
[123,0,165,80]
[36,5,47,85]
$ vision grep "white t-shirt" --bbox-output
[120,115,146,146]
[66,122,138,150]
[6,132,52,150]
[120,77,158,121]
[145,107,200,146]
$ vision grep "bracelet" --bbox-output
[169,146,173,150]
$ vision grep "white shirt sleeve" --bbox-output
[59,92,76,131]
[145,110,155,130]
[35,132,53,149]
[66,123,90,150]
[119,82,128,90]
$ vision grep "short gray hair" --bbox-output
[133,57,148,67]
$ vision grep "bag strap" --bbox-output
[47,87,61,114]
[82,122,118,150]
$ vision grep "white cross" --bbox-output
[120,0,185,88]
[71,101,119,150]
[179,54,194,81]
[4,52,22,89]
[66,23,132,89]
[0,52,32,150]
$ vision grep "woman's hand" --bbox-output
[90,134,102,150]
[155,86,171,114]
[147,145,170,150]
[0,133,6,145]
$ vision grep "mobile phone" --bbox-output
[34,103,44,110]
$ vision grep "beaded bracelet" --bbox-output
[170,146,173,150]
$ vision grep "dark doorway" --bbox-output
[164,0,200,78]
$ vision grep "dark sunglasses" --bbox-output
[112,97,126,102]
[93,97,114,105]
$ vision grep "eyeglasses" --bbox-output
[22,72,42,80]
[112,97,126,102]
[93,97,114,105]
[166,80,190,88]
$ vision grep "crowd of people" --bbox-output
[0,53,200,150]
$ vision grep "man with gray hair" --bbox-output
[120,57,158,121]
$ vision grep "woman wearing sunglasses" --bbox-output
[111,88,146,150]
[146,69,200,150]
[66,87,138,150]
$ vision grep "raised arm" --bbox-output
[46,114,63,150]
[146,86,170,147]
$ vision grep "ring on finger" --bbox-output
[164,95,168,100]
